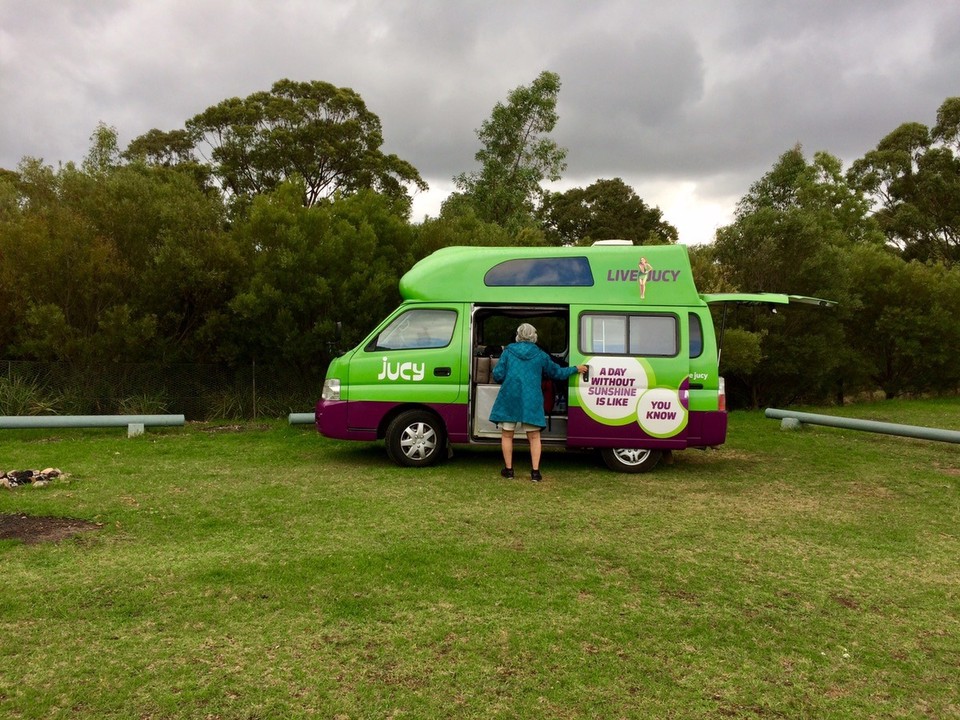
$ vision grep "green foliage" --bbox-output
[0,159,132,362]
[843,245,960,398]
[686,243,737,294]
[0,144,241,365]
[202,387,251,420]
[414,203,547,258]
[714,147,875,406]
[718,327,764,376]
[186,79,427,215]
[538,177,678,245]
[122,127,200,167]
[453,71,567,230]
[122,128,213,190]
[849,97,960,264]
[81,122,121,176]
[227,183,417,370]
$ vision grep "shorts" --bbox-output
[499,421,543,433]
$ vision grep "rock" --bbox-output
[0,469,65,487]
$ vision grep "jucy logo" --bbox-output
[377,357,426,382]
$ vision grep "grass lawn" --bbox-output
[1,399,959,719]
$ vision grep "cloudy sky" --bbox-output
[2,0,958,244]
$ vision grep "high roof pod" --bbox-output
[399,244,701,306]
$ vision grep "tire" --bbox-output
[385,410,446,467]
[600,447,662,473]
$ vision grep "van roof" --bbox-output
[399,244,703,306]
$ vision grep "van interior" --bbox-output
[470,304,570,443]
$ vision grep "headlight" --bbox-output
[321,379,341,401]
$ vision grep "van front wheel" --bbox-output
[386,410,447,467]
[601,447,662,473]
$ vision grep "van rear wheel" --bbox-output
[601,447,662,473]
[385,410,446,467]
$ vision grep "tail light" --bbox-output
[718,377,726,412]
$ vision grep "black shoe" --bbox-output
[501,467,514,479]
[531,469,542,482]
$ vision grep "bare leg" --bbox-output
[527,430,542,470]
[501,430,514,469]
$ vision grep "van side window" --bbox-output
[580,313,678,357]
[484,257,594,287]
[689,313,704,358]
[368,309,457,351]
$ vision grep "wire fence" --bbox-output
[0,361,321,421]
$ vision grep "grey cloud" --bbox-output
[2,0,958,244]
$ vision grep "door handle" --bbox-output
[434,367,452,377]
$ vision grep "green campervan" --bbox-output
[315,243,832,472]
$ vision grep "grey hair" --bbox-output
[516,323,538,343]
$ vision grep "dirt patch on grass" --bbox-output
[0,514,102,545]
[198,423,273,433]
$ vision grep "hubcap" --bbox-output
[613,448,652,466]
[400,422,437,460]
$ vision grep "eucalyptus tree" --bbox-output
[849,96,960,264]
[714,147,883,405]
[538,177,677,245]
[184,79,427,214]
[451,71,567,230]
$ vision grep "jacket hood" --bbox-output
[505,342,541,360]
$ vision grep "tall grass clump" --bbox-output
[0,373,59,415]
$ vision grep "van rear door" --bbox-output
[566,305,690,449]
[700,293,836,308]
[701,293,837,363]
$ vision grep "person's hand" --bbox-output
[577,364,588,374]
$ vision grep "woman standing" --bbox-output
[490,323,587,482]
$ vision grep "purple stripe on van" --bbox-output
[317,398,725,449]
[316,399,376,440]
[693,410,727,446]
[316,399,469,443]
[564,408,727,449]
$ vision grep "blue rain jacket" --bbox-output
[489,342,579,428]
